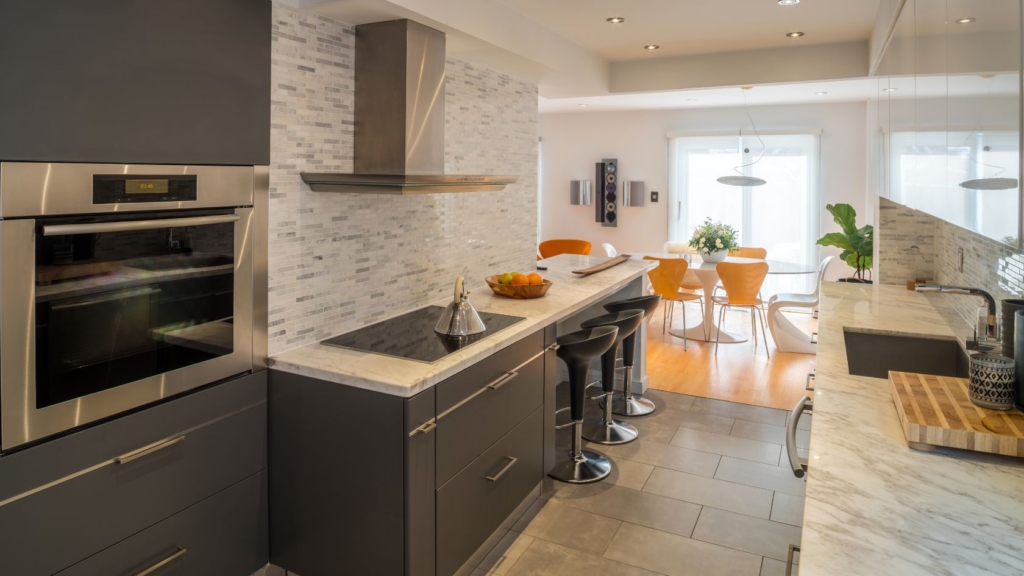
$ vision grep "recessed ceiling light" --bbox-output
[883,87,898,92]
[644,44,660,50]
[786,31,805,38]
[815,92,828,95]
[956,17,975,24]
[578,103,588,107]
[778,0,800,5]
[686,98,698,101]
[740,86,754,91]
[606,16,625,23]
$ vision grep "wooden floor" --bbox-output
[646,300,817,410]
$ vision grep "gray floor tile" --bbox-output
[730,420,810,449]
[628,418,681,445]
[555,483,702,537]
[690,397,788,426]
[642,467,774,519]
[539,477,578,501]
[513,500,622,556]
[778,445,810,468]
[760,557,799,576]
[596,438,721,477]
[606,457,655,490]
[643,389,697,411]
[505,539,660,576]
[604,522,763,576]
[477,531,535,575]
[691,507,802,562]
[770,492,805,527]
[656,407,736,435]
[714,457,806,496]
[670,427,781,465]
[797,412,812,431]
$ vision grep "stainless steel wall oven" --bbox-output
[0,163,265,450]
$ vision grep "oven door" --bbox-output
[0,208,253,450]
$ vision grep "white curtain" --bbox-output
[668,132,821,295]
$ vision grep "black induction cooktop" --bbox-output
[321,306,526,363]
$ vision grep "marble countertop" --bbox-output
[801,282,1024,575]
[269,254,656,398]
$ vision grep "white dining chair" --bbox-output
[766,256,835,354]
[602,243,618,257]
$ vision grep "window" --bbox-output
[668,132,821,295]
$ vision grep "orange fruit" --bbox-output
[528,273,543,285]
[511,273,530,286]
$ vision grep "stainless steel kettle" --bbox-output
[434,276,486,336]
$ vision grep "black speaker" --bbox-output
[595,158,618,227]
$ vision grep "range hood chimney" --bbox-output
[301,20,518,194]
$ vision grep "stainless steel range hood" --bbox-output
[301,20,518,195]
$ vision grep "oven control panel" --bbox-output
[93,174,198,204]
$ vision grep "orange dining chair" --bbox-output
[539,239,592,259]
[716,246,768,305]
[644,256,704,350]
[713,261,770,357]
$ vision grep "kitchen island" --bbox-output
[267,254,657,576]
[802,282,1024,575]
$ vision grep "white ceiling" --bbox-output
[497,0,881,61]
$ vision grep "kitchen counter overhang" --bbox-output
[268,254,657,397]
[801,282,1024,575]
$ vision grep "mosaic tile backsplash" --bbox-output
[268,4,539,354]
[878,197,1024,331]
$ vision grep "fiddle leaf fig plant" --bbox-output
[817,203,873,280]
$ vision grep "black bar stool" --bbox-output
[580,310,645,444]
[549,325,619,484]
[602,295,662,417]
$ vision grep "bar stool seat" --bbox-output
[602,295,662,417]
[549,325,619,484]
[580,310,645,445]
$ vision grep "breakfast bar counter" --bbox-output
[802,282,1024,575]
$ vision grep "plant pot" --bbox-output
[701,250,728,263]
[836,277,873,284]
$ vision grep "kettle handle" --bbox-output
[454,276,465,304]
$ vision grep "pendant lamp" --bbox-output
[958,76,1019,191]
[717,87,767,187]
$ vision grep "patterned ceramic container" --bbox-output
[969,353,1017,410]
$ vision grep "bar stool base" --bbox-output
[548,449,612,484]
[582,418,638,445]
[606,393,657,417]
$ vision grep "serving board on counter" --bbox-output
[889,371,1024,457]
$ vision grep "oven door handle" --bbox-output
[42,214,240,236]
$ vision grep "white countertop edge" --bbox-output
[268,256,657,398]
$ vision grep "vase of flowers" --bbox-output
[688,218,738,263]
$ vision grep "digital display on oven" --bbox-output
[125,179,169,194]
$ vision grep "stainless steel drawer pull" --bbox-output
[409,419,437,437]
[810,332,818,344]
[486,457,518,482]
[43,214,240,236]
[116,435,185,465]
[805,369,815,391]
[135,547,187,576]
[786,397,813,479]
[486,371,518,391]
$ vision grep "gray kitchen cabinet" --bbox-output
[268,327,551,576]
[0,371,268,576]
[0,0,271,166]
[56,471,269,576]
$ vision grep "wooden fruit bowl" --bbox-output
[485,276,553,299]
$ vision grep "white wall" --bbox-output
[538,101,869,277]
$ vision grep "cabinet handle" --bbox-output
[116,432,186,463]
[805,369,815,391]
[785,544,800,576]
[485,457,518,482]
[135,547,187,576]
[486,371,518,391]
[786,397,813,479]
[43,214,239,236]
[116,435,185,465]
[810,332,818,344]
[409,419,437,437]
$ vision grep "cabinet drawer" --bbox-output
[0,402,267,576]
[436,331,545,487]
[436,408,542,576]
[57,471,268,576]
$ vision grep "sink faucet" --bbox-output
[914,284,997,339]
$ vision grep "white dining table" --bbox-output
[633,253,817,343]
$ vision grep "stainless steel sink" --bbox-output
[843,328,970,379]
[127,254,233,272]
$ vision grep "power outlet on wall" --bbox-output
[651,191,659,202]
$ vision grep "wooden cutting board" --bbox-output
[889,371,1024,457]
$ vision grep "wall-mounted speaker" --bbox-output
[570,180,592,205]
[595,158,618,227]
